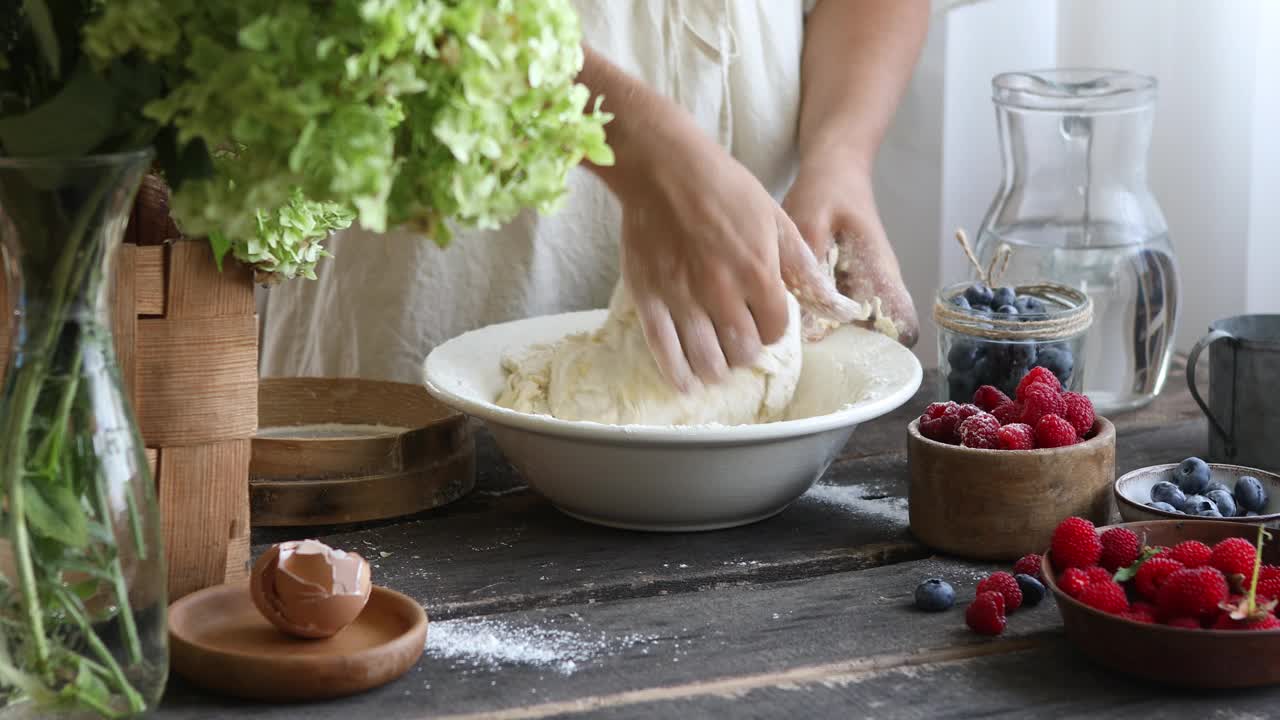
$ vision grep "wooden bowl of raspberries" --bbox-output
[907,367,1115,560]
[1043,517,1280,688]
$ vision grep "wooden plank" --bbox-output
[160,440,252,600]
[135,244,167,315]
[136,315,258,446]
[166,239,255,319]
[156,556,1059,719]
[572,641,1276,720]
[111,243,139,407]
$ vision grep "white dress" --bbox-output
[259,0,817,383]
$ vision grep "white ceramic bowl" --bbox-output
[423,311,922,531]
[1114,463,1280,525]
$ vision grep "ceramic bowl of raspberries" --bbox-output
[1043,516,1280,688]
[1114,457,1280,524]
[908,367,1115,560]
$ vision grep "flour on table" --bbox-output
[424,617,652,675]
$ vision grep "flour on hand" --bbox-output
[497,281,803,426]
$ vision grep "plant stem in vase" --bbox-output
[0,151,167,718]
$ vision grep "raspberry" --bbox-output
[1017,366,1062,399]
[1099,528,1141,572]
[1210,537,1258,586]
[1012,553,1043,580]
[976,572,1024,612]
[1085,566,1114,584]
[1261,565,1280,581]
[1059,567,1089,598]
[1034,414,1078,448]
[1258,577,1280,602]
[991,401,1022,426]
[1079,580,1129,615]
[919,402,962,444]
[958,412,1001,449]
[1211,612,1280,631]
[1168,541,1212,569]
[1134,556,1184,601]
[1122,607,1156,624]
[973,385,1012,412]
[1061,392,1096,437]
[1165,616,1202,629]
[965,591,1007,636]
[1157,567,1229,619]
[1130,600,1157,616]
[1051,517,1102,570]
[995,423,1035,450]
[1019,383,1067,426]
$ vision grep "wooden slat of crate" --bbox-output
[135,245,167,316]
[167,241,254,319]
[159,439,252,599]
[135,314,258,447]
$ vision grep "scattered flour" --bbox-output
[425,617,652,675]
[800,483,909,523]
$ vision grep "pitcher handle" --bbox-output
[1186,329,1235,453]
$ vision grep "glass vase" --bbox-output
[0,151,167,718]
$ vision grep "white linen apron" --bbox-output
[259,0,817,383]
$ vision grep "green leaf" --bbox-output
[208,230,231,272]
[20,0,60,79]
[1113,546,1163,583]
[22,475,88,548]
[0,61,116,156]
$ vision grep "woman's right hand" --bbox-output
[579,47,863,391]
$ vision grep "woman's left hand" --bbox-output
[782,164,919,348]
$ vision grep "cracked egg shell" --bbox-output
[250,539,372,639]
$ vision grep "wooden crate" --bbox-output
[0,176,257,601]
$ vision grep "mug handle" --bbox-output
[1186,328,1235,453]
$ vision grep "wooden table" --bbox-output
[159,366,1271,719]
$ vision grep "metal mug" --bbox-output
[1186,314,1280,472]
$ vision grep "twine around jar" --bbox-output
[933,230,1094,342]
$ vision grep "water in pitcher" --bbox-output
[979,222,1179,414]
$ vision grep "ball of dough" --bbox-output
[497,281,803,426]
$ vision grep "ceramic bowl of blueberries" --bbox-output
[1114,457,1280,525]
[934,281,1091,403]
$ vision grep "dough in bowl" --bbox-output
[496,281,804,426]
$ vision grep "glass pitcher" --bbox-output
[972,69,1180,414]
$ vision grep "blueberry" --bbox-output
[992,287,1017,309]
[914,578,955,612]
[1181,494,1216,515]
[1235,475,1268,513]
[1015,574,1046,607]
[948,375,977,404]
[947,340,980,372]
[1150,481,1186,508]
[1036,346,1074,386]
[1148,501,1180,513]
[1175,457,1212,495]
[950,294,972,311]
[964,283,995,308]
[1197,509,1224,518]
[1206,489,1238,517]
[994,304,1020,317]
[1006,343,1037,369]
[1247,511,1261,517]
[971,355,998,386]
[1014,295,1047,316]
[1206,481,1230,496]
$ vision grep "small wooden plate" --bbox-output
[169,583,428,701]
[251,378,475,526]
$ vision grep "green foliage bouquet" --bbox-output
[0,1,610,717]
[3,0,613,280]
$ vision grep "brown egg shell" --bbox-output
[250,540,372,639]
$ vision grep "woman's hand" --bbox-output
[783,164,919,347]
[578,45,862,391]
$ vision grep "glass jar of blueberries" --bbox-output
[935,280,1092,403]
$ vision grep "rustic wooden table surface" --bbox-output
[159,364,1273,719]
